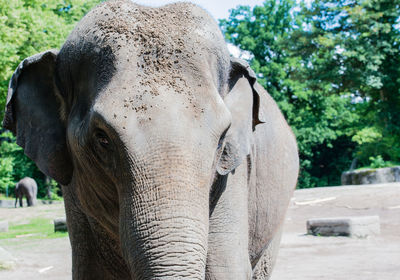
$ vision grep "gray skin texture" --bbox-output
[2,1,299,279]
[14,177,38,207]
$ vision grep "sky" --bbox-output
[133,0,266,20]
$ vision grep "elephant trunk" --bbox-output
[119,155,210,279]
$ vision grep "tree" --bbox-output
[299,0,400,164]
[220,0,359,188]
[221,0,400,188]
[0,0,104,120]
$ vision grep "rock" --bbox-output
[0,200,14,208]
[341,166,400,185]
[307,216,380,238]
[0,247,16,270]
[54,217,68,232]
[0,221,8,232]
[40,200,62,205]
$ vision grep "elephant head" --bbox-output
[3,1,264,278]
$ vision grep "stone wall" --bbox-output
[341,166,400,185]
[0,200,14,208]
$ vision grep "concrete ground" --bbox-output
[0,183,399,279]
[271,183,400,280]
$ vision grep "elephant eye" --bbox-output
[94,130,110,148]
[217,126,230,150]
[92,129,113,164]
[98,136,109,146]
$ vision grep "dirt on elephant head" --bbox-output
[69,0,230,107]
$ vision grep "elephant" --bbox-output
[14,177,38,207]
[2,1,299,279]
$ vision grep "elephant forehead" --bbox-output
[72,0,218,54]
[64,0,229,90]
[92,75,216,132]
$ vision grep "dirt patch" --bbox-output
[271,183,400,280]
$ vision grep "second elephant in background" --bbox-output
[15,177,37,207]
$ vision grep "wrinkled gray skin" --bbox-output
[14,177,37,207]
[2,1,299,279]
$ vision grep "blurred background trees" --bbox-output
[0,0,399,195]
[220,0,400,188]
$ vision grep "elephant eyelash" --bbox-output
[94,130,110,148]
[217,126,229,150]
[217,137,224,150]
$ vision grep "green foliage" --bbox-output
[300,0,400,168]
[352,127,382,145]
[221,0,357,187]
[369,155,386,169]
[48,181,63,201]
[221,0,400,188]
[0,157,14,194]
[0,131,44,197]
[0,0,103,121]
[368,155,399,169]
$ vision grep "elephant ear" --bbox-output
[217,58,264,175]
[2,50,73,185]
